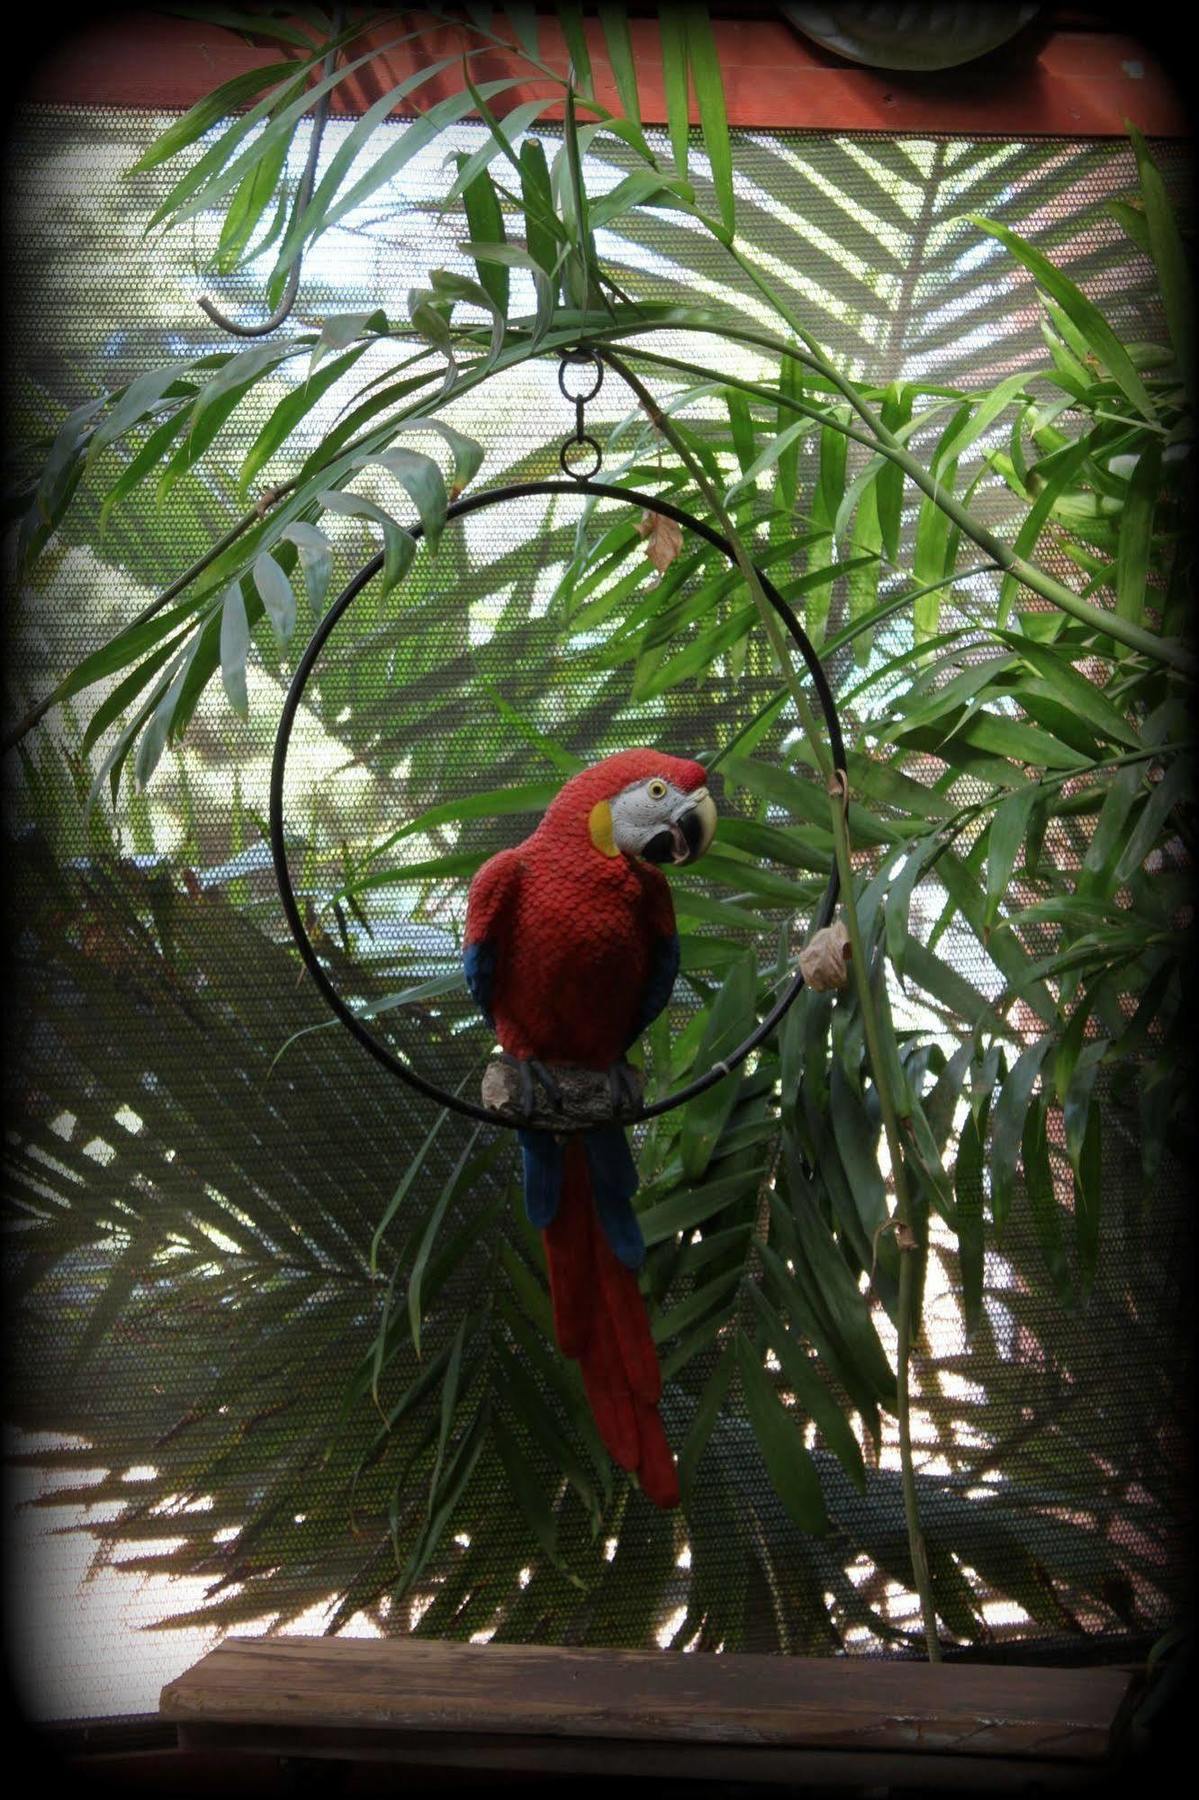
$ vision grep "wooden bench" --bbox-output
[161,1637,1134,1792]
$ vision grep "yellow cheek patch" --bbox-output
[588,799,620,857]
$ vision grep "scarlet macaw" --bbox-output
[464,750,717,1509]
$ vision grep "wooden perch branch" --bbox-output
[481,1058,644,1131]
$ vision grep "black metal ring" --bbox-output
[270,480,847,1131]
[557,353,604,404]
[559,434,603,480]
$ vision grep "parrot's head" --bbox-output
[543,749,717,867]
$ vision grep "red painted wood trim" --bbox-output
[24,10,1187,138]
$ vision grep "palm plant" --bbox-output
[4,5,1192,1670]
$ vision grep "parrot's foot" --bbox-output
[607,1059,642,1119]
[501,1053,564,1120]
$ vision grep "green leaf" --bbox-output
[493,1415,584,1588]
[678,1338,735,1504]
[639,1166,765,1249]
[884,840,936,984]
[598,5,650,156]
[679,955,757,1180]
[827,1062,886,1261]
[1112,758,1189,885]
[392,419,486,497]
[219,584,251,718]
[954,1110,986,1336]
[747,1284,866,1492]
[996,435,1093,624]
[85,362,199,471]
[787,1190,897,1409]
[876,382,912,561]
[1022,1096,1074,1309]
[369,1107,453,1276]
[967,215,1156,421]
[685,4,735,241]
[936,371,1036,471]
[278,522,333,614]
[913,402,970,637]
[127,61,299,171]
[652,1268,740,1345]
[308,309,388,378]
[999,634,1141,750]
[97,409,189,533]
[736,1333,828,1533]
[659,8,691,178]
[270,52,476,274]
[1064,1045,1105,1300]
[214,124,290,274]
[317,488,418,593]
[990,1035,1051,1240]
[461,241,554,344]
[443,98,559,212]
[314,78,531,242]
[847,474,882,662]
[80,627,192,759]
[253,552,296,646]
[557,5,593,91]
[984,783,1039,935]
[352,781,558,876]
[407,1128,489,1360]
[1115,440,1162,629]
[460,164,509,317]
[1129,126,1194,399]
[238,343,370,490]
[1107,197,1151,255]
[133,642,195,791]
[346,445,449,550]
[519,136,559,286]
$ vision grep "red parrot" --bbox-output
[464,750,717,1509]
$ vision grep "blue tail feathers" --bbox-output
[518,1129,564,1229]
[518,1123,645,1270]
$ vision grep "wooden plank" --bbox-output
[161,1638,1131,1765]
[173,1723,1102,1790]
[24,12,1188,138]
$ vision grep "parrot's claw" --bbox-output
[607,1059,642,1119]
[501,1053,564,1119]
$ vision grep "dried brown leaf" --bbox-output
[798,921,851,991]
[636,509,683,574]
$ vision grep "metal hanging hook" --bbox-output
[198,6,346,339]
[558,348,604,479]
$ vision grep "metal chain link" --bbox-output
[558,349,604,479]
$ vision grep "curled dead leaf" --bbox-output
[636,509,683,574]
[798,921,851,991]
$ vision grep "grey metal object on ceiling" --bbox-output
[780,3,1040,71]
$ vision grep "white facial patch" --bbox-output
[609,778,709,864]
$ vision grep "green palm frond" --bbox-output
[5,6,1192,1676]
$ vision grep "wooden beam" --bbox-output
[25,10,1187,137]
[160,1636,1133,1788]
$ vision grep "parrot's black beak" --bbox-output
[670,787,717,865]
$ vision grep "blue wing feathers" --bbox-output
[463,940,496,1026]
[629,932,680,1047]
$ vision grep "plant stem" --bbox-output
[826,767,942,1663]
[598,346,830,775]
[606,328,1195,676]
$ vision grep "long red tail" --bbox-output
[542,1138,679,1509]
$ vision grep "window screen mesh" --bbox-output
[3,105,1190,1720]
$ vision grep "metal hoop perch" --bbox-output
[270,480,848,1131]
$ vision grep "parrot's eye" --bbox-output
[647,779,668,800]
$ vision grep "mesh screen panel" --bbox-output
[3,106,1190,1719]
